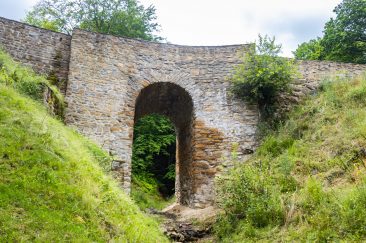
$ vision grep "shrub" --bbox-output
[300,178,327,213]
[215,163,284,235]
[231,35,297,113]
[216,73,366,241]
[346,82,366,104]
[340,184,366,236]
[298,179,366,241]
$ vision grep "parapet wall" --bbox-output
[289,61,366,104]
[0,17,71,94]
[1,16,364,102]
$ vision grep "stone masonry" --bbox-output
[1,17,365,208]
[0,17,71,94]
[64,29,258,207]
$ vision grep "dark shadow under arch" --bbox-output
[134,82,194,205]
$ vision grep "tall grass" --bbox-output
[0,49,64,116]
[216,73,366,242]
[0,50,168,242]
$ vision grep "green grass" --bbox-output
[131,175,175,211]
[0,49,64,116]
[216,73,366,242]
[0,50,168,242]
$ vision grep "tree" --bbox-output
[293,38,324,60]
[231,35,297,116]
[294,0,366,64]
[321,0,366,63]
[24,0,161,41]
[132,114,176,197]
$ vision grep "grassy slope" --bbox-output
[216,74,366,242]
[0,51,168,242]
[131,176,175,211]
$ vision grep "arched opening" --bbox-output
[131,113,176,207]
[132,82,194,208]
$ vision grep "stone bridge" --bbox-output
[1,17,365,208]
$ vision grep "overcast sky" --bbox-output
[0,0,341,56]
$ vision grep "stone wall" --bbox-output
[0,17,71,94]
[286,61,366,105]
[62,33,366,207]
[1,17,365,208]
[65,29,258,207]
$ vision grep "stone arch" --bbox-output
[133,82,195,205]
[128,69,201,111]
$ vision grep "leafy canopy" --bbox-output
[231,35,297,109]
[322,0,366,63]
[25,0,161,41]
[294,0,366,64]
[132,114,176,198]
[293,38,324,61]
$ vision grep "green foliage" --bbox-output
[294,0,366,64]
[0,49,64,116]
[131,175,175,211]
[215,73,366,241]
[0,53,167,241]
[216,164,284,235]
[25,0,162,41]
[132,114,175,180]
[231,35,297,114]
[24,14,62,32]
[300,178,327,211]
[258,135,294,157]
[131,114,176,208]
[0,87,168,241]
[322,0,366,64]
[346,82,366,104]
[293,38,324,60]
[297,180,366,241]
[339,184,366,236]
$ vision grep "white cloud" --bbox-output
[139,0,342,56]
[0,0,342,57]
